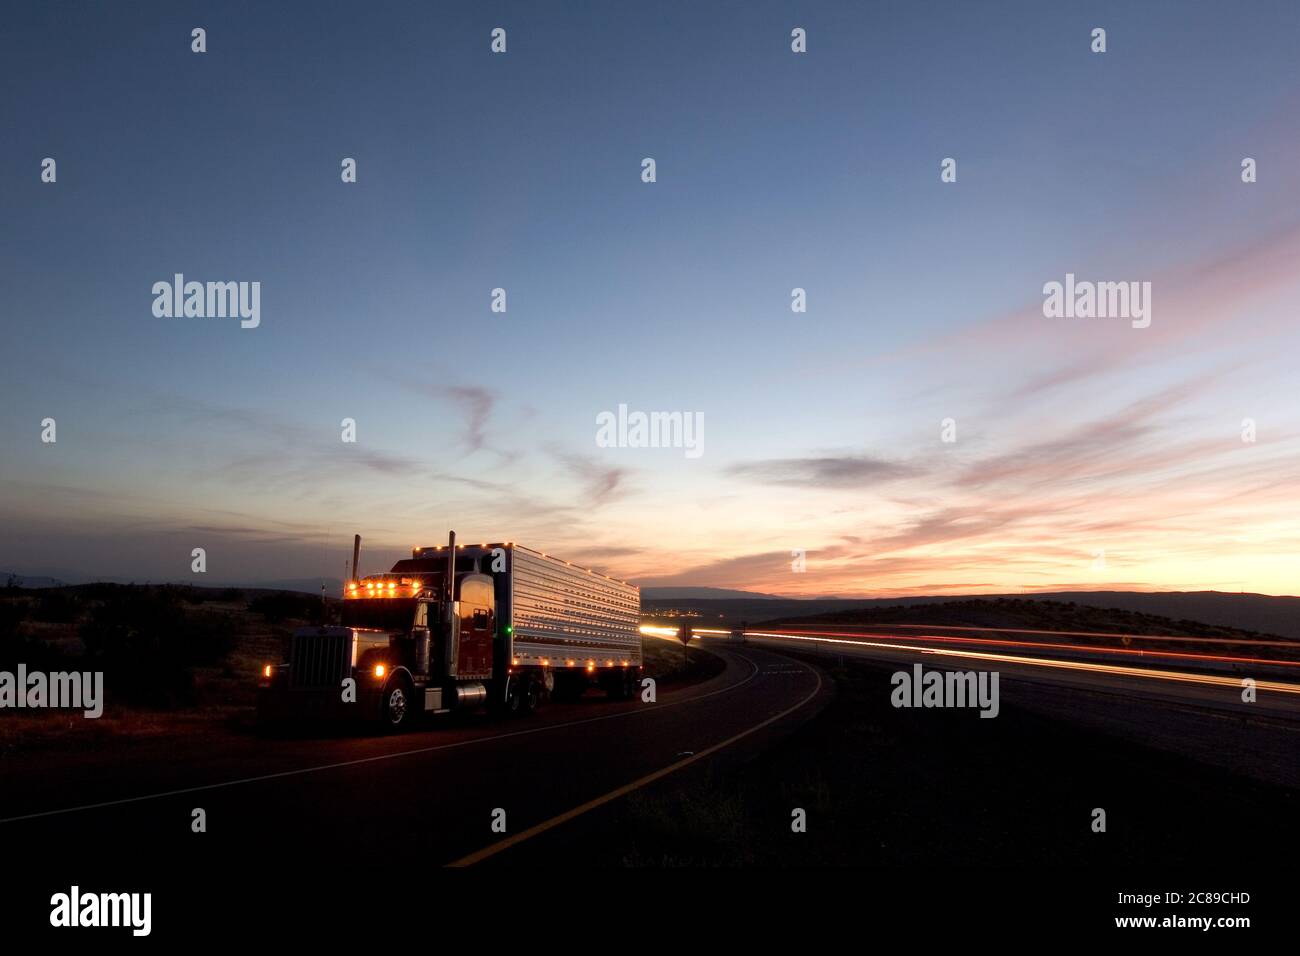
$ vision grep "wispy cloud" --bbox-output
[548,446,633,505]
[727,454,917,488]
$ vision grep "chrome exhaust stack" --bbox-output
[444,530,457,675]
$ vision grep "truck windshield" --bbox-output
[341,599,416,632]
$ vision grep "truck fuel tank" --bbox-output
[454,683,488,707]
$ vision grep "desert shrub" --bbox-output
[77,582,131,603]
[30,589,80,623]
[0,633,65,672]
[0,601,28,640]
[79,589,238,707]
[248,591,323,625]
[0,601,66,671]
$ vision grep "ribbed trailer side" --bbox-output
[506,546,641,667]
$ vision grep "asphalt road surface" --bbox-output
[738,630,1300,788]
[0,643,828,877]
[4,633,1295,936]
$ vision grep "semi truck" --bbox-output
[257,532,642,731]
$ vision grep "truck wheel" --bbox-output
[504,678,525,718]
[606,668,634,700]
[605,671,625,700]
[381,677,414,732]
[520,677,542,714]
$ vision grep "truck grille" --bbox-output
[290,632,352,688]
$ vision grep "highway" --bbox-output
[3,623,1298,941]
[5,619,1296,870]
[706,626,1300,788]
[3,623,1296,887]
[0,643,828,872]
[704,626,1300,716]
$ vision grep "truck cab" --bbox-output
[259,563,515,730]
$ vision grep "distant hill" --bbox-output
[1,572,66,589]
[641,586,783,600]
[761,596,1300,646]
[1,574,343,596]
[641,590,1300,640]
[1014,590,1299,640]
[241,578,343,595]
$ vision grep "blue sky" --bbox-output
[2,1,1299,595]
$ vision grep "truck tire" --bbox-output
[604,671,624,700]
[520,677,542,715]
[504,677,525,718]
[381,676,415,732]
[605,667,635,700]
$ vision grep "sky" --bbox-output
[2,1,1299,597]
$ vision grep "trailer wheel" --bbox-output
[381,676,415,732]
[604,671,624,700]
[605,667,634,700]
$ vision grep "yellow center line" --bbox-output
[447,655,824,867]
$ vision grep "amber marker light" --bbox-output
[374,664,387,678]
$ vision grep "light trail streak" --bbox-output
[740,630,1300,695]
[767,621,1300,649]
[721,627,1300,669]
